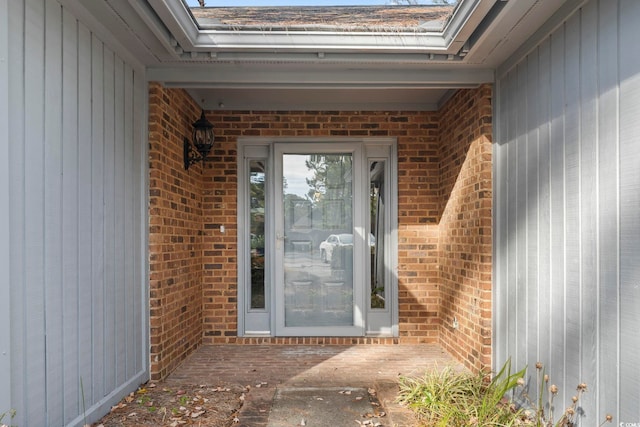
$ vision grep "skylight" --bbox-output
[186,1,459,32]
[185,1,455,6]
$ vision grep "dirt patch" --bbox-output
[93,382,246,427]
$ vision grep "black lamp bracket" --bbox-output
[184,137,204,170]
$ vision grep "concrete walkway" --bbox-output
[165,344,462,426]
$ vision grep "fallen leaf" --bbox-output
[191,410,205,418]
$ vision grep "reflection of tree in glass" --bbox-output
[304,155,352,201]
[303,154,353,231]
[250,164,265,238]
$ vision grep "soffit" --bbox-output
[65,0,580,110]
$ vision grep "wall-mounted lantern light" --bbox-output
[184,109,214,170]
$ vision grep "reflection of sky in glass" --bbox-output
[283,155,314,198]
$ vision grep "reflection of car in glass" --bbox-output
[319,234,353,263]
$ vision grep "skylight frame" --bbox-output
[147,0,495,59]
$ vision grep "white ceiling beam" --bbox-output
[148,65,494,87]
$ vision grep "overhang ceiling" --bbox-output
[63,0,584,110]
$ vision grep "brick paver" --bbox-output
[164,344,462,426]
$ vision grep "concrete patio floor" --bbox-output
[164,344,463,426]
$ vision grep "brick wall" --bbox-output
[438,85,493,372]
[148,83,205,379]
[147,84,493,378]
[198,111,442,344]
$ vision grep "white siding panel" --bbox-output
[91,33,106,402]
[102,44,117,395]
[563,12,581,398]
[0,0,12,416]
[536,38,552,370]
[62,8,80,423]
[515,62,528,370]
[493,71,509,367]
[618,0,640,421]
[77,21,94,409]
[24,0,48,424]
[548,26,565,388]
[114,55,126,387]
[505,69,518,362]
[7,0,26,420]
[124,66,136,378]
[133,71,147,376]
[524,51,539,373]
[5,0,149,425]
[495,0,640,422]
[596,0,620,419]
[577,0,599,420]
[44,0,64,423]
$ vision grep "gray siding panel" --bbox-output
[77,20,94,412]
[91,33,106,402]
[548,26,565,391]
[24,0,48,424]
[0,0,11,414]
[536,38,551,372]
[596,0,620,420]
[563,12,581,396]
[578,0,599,418]
[4,0,149,425]
[7,0,26,420]
[524,52,539,374]
[495,0,639,422]
[515,62,528,371]
[618,0,640,421]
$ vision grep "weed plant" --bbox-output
[397,360,614,427]
[398,360,525,426]
[0,409,16,427]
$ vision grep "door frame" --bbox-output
[237,137,398,337]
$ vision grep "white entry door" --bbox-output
[274,144,365,336]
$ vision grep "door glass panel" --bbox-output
[370,161,385,309]
[282,154,353,327]
[250,160,266,309]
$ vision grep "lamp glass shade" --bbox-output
[192,110,214,158]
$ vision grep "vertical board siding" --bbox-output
[5,0,148,425]
[495,0,640,422]
[577,0,599,416]
[0,0,11,416]
[6,0,26,420]
[524,52,539,374]
[618,0,640,421]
